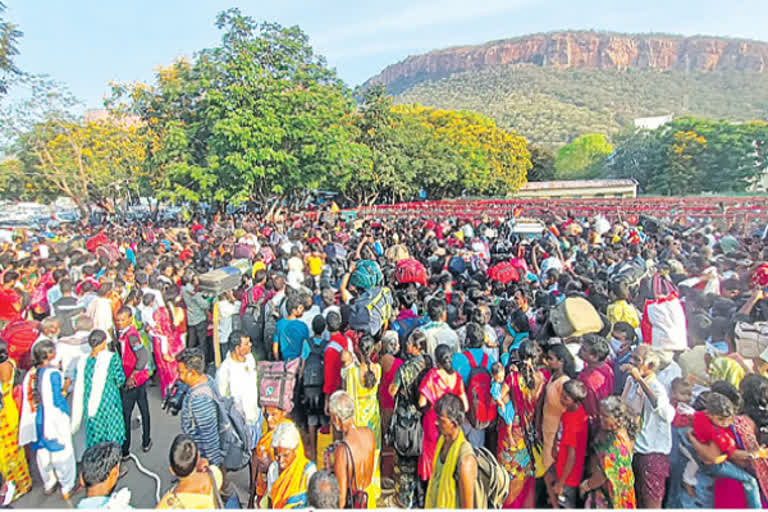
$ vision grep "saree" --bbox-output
[152,307,184,398]
[255,419,300,506]
[344,363,382,506]
[497,370,541,508]
[0,360,31,499]
[425,430,468,509]
[585,430,636,509]
[271,449,315,509]
[418,369,466,481]
[718,415,768,508]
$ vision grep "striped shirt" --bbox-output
[181,378,222,465]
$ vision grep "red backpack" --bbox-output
[488,261,521,285]
[3,319,41,371]
[395,258,428,286]
[464,351,497,430]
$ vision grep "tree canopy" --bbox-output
[555,133,613,179]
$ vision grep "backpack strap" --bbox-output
[480,353,489,369]
[465,351,477,369]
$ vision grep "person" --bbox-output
[0,339,31,501]
[71,329,126,450]
[114,306,152,457]
[151,288,185,398]
[0,271,22,328]
[307,470,340,510]
[18,340,77,500]
[323,311,353,413]
[539,343,576,475]
[687,392,765,508]
[300,315,328,462]
[579,396,637,509]
[606,279,640,329]
[620,344,675,508]
[452,322,496,448]
[177,348,225,474]
[418,298,460,361]
[52,278,84,337]
[498,340,545,508]
[490,361,515,439]
[182,272,210,359]
[388,330,431,508]
[156,434,224,509]
[545,379,588,509]
[418,343,468,482]
[77,442,131,509]
[252,406,302,508]
[267,422,317,509]
[215,330,262,493]
[610,322,637,394]
[425,393,483,509]
[342,334,382,459]
[577,334,614,426]
[87,282,116,340]
[328,390,379,508]
[213,290,240,365]
[273,294,309,361]
[378,330,403,480]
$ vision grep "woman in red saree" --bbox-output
[417,344,468,481]
[152,290,184,398]
[498,341,545,508]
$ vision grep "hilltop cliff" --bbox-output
[365,31,768,93]
[363,32,768,147]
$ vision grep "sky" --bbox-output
[7,0,768,109]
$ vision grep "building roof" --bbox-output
[519,179,637,191]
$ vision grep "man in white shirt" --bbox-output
[216,331,262,447]
[54,316,93,391]
[620,345,675,509]
[86,282,115,341]
[418,298,460,361]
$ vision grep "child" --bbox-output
[688,392,767,508]
[546,379,588,509]
[490,362,515,439]
[666,377,695,508]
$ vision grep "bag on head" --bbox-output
[348,287,394,336]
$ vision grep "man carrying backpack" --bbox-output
[300,315,329,461]
[178,348,238,502]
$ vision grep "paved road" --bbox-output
[15,379,254,509]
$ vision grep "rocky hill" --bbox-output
[363,31,768,146]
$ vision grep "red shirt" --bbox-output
[323,333,351,395]
[578,361,615,419]
[555,405,588,487]
[0,287,21,322]
[692,410,737,457]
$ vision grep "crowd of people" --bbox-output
[1,202,768,509]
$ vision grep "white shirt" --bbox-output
[53,332,91,381]
[86,297,114,340]
[656,360,682,395]
[625,375,675,455]
[216,353,260,425]
[419,321,460,362]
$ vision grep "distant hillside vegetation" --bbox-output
[393,65,768,146]
[363,31,768,146]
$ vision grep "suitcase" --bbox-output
[488,261,521,285]
[550,296,603,338]
[198,265,243,296]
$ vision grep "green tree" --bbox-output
[0,1,22,93]
[602,130,665,191]
[528,146,556,181]
[110,9,369,207]
[555,133,613,179]
[13,118,150,216]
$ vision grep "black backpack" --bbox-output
[386,396,423,458]
[303,339,327,389]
